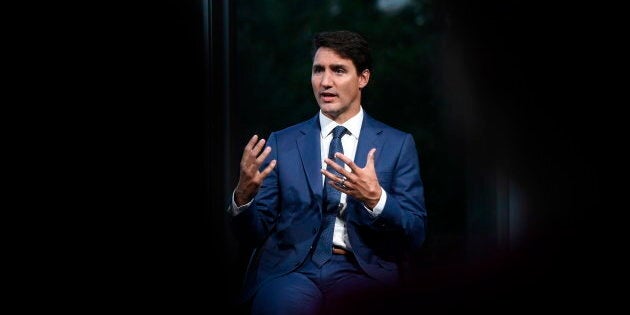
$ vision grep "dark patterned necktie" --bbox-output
[312,125,346,267]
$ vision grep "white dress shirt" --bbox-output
[319,107,386,250]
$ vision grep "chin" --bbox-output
[320,108,342,119]
[320,103,340,113]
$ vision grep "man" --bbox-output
[229,30,426,315]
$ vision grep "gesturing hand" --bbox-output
[321,148,382,209]
[235,135,277,206]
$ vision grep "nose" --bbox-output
[320,70,333,88]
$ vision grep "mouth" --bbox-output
[319,92,338,103]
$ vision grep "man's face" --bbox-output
[311,47,370,122]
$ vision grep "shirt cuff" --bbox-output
[363,188,387,217]
[229,190,253,216]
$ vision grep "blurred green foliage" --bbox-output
[236,0,437,136]
[235,0,466,264]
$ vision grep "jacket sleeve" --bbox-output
[356,133,427,251]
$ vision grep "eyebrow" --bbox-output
[312,63,349,70]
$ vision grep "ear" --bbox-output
[358,69,370,89]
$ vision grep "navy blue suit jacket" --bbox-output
[231,113,426,302]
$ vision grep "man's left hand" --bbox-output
[321,148,382,209]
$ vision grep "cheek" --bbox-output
[341,85,354,97]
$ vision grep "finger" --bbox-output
[256,146,272,164]
[321,168,345,181]
[329,179,354,192]
[252,138,266,154]
[320,168,336,181]
[241,135,260,164]
[327,180,346,193]
[324,158,352,179]
[333,153,360,173]
[244,134,259,152]
[259,159,277,178]
[366,148,377,168]
[338,179,353,190]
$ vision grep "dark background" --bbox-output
[47,0,611,312]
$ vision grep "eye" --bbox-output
[335,68,346,74]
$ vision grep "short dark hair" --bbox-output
[313,30,373,74]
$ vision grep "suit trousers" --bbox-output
[251,252,386,315]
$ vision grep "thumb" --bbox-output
[366,148,377,169]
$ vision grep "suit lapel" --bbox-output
[346,114,384,219]
[297,116,323,202]
[296,113,383,213]
[354,113,384,169]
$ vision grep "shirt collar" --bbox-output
[319,107,363,140]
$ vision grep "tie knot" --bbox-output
[331,126,347,139]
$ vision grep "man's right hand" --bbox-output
[234,135,277,206]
